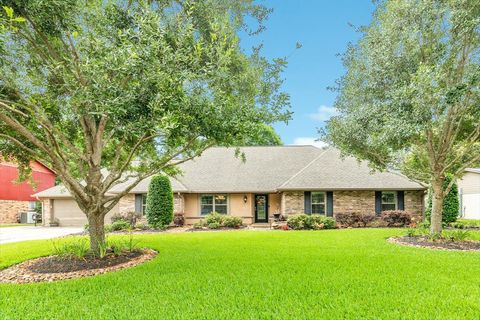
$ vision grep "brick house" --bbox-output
[34,146,426,227]
[0,160,56,224]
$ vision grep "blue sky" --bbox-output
[240,0,375,146]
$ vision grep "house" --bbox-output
[34,146,426,227]
[0,160,56,224]
[458,168,480,219]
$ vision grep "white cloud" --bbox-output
[292,137,328,149]
[308,105,339,122]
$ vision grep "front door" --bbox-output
[254,194,269,223]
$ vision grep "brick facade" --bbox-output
[0,200,29,223]
[281,191,304,215]
[404,191,424,215]
[281,190,424,217]
[333,191,376,214]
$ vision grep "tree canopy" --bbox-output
[0,0,291,252]
[324,0,479,233]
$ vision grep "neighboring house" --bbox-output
[458,168,480,219]
[34,146,426,227]
[0,160,56,224]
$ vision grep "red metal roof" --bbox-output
[0,161,56,201]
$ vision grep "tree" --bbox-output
[241,124,283,146]
[0,0,291,254]
[324,0,479,234]
[146,175,173,228]
[425,174,459,225]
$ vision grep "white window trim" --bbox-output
[142,194,147,215]
[199,194,229,215]
[381,191,397,210]
[311,191,326,215]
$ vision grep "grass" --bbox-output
[0,223,31,228]
[1,229,480,319]
[450,219,480,228]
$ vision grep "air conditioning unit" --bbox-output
[20,211,37,224]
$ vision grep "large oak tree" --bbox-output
[324,0,479,233]
[0,0,291,253]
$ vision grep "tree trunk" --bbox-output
[430,177,445,234]
[87,213,106,255]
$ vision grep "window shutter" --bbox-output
[135,194,143,214]
[397,191,405,210]
[304,191,311,215]
[326,191,334,217]
[375,191,382,215]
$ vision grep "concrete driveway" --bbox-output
[0,226,83,245]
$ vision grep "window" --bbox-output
[28,201,37,211]
[381,191,397,211]
[311,192,326,215]
[200,194,228,215]
[142,195,147,215]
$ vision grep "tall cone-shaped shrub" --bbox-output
[146,176,174,227]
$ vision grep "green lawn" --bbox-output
[1,229,479,319]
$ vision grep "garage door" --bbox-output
[462,194,480,219]
[53,199,119,227]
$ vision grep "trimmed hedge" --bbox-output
[380,210,414,227]
[145,175,174,227]
[425,174,459,224]
[287,214,336,230]
[335,212,376,227]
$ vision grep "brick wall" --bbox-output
[281,191,304,215]
[333,191,376,214]
[281,190,425,217]
[405,191,424,215]
[0,200,29,224]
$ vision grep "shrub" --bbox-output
[135,222,149,230]
[208,222,221,229]
[111,220,131,231]
[192,221,206,229]
[205,212,225,225]
[443,229,470,242]
[287,214,336,230]
[405,228,417,237]
[380,210,413,227]
[146,175,174,228]
[104,224,113,233]
[223,216,243,228]
[111,211,141,227]
[335,212,376,227]
[425,174,460,224]
[51,238,89,259]
[173,213,185,227]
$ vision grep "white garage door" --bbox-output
[53,199,119,227]
[462,194,480,219]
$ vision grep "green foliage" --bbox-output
[51,238,89,259]
[240,124,283,146]
[443,229,470,242]
[425,175,459,224]
[5,230,480,318]
[450,219,480,229]
[204,212,225,225]
[207,222,221,229]
[323,0,480,233]
[287,214,336,230]
[222,216,243,228]
[146,175,174,228]
[335,212,376,227]
[0,0,291,253]
[110,220,131,231]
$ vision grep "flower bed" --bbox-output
[0,248,157,284]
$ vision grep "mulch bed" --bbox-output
[389,236,480,252]
[0,248,157,284]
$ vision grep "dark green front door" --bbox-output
[254,194,268,223]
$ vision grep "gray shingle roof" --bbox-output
[278,148,425,190]
[33,146,425,198]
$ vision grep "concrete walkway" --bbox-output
[0,226,83,244]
